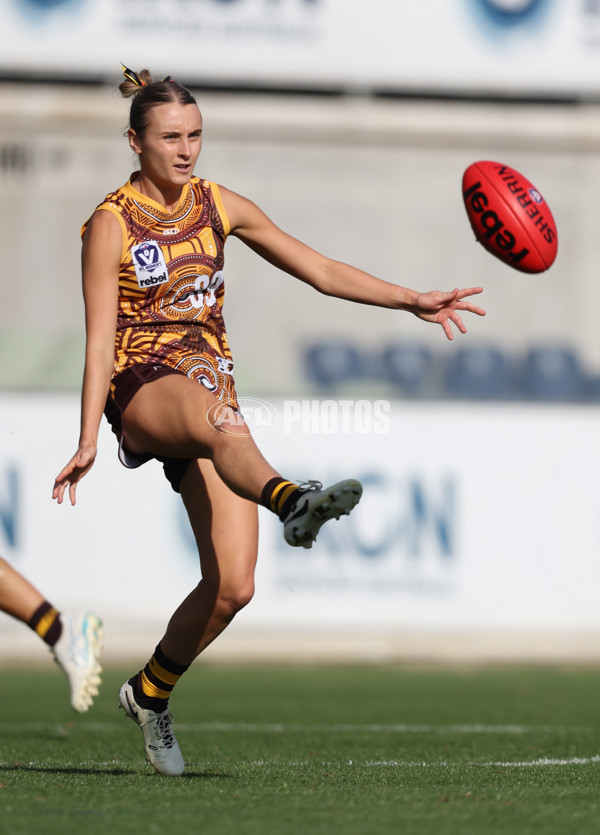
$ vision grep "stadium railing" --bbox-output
[302,341,600,402]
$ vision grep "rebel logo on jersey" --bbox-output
[131,241,170,289]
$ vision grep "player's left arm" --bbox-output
[221,186,485,339]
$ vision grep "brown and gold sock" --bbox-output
[131,643,190,713]
[28,601,63,647]
[260,477,302,521]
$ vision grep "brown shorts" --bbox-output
[104,363,194,493]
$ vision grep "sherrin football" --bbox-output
[462,160,557,274]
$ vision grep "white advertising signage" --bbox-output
[1,394,600,662]
[0,0,599,98]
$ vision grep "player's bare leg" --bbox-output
[122,374,363,549]
[161,457,258,664]
[118,458,258,776]
[0,556,44,620]
[121,373,280,503]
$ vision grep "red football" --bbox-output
[462,160,558,273]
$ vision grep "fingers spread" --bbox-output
[452,312,467,334]
[457,286,483,299]
[442,319,454,340]
[456,302,486,316]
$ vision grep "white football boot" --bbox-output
[52,612,103,713]
[283,479,363,549]
[118,680,185,777]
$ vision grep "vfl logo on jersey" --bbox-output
[131,241,169,289]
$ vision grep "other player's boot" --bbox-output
[283,479,363,549]
[52,612,103,713]
[118,680,185,777]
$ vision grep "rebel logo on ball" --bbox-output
[463,179,531,267]
[462,160,558,274]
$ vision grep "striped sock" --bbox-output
[260,477,302,521]
[28,601,63,647]
[132,643,190,712]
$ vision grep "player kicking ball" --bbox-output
[53,66,484,776]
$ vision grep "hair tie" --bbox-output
[161,75,174,83]
[121,63,146,87]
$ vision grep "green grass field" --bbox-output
[1,663,600,834]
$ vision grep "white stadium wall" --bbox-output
[1,394,600,663]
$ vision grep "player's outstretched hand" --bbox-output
[52,444,97,506]
[409,287,485,340]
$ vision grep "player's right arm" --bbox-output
[52,210,121,506]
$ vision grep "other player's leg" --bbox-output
[0,556,103,712]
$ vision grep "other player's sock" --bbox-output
[27,601,63,647]
[131,643,190,713]
[261,477,303,521]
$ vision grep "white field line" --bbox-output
[364,756,600,768]
[0,721,590,734]
[174,722,581,735]
[1,756,600,770]
[4,722,599,770]
[173,722,591,737]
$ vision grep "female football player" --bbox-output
[52,66,485,775]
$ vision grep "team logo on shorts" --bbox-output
[131,241,169,289]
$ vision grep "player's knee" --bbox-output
[215,577,255,618]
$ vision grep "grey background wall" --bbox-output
[1,85,598,395]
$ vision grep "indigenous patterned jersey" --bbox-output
[84,175,237,407]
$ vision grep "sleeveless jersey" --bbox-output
[84,175,237,408]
